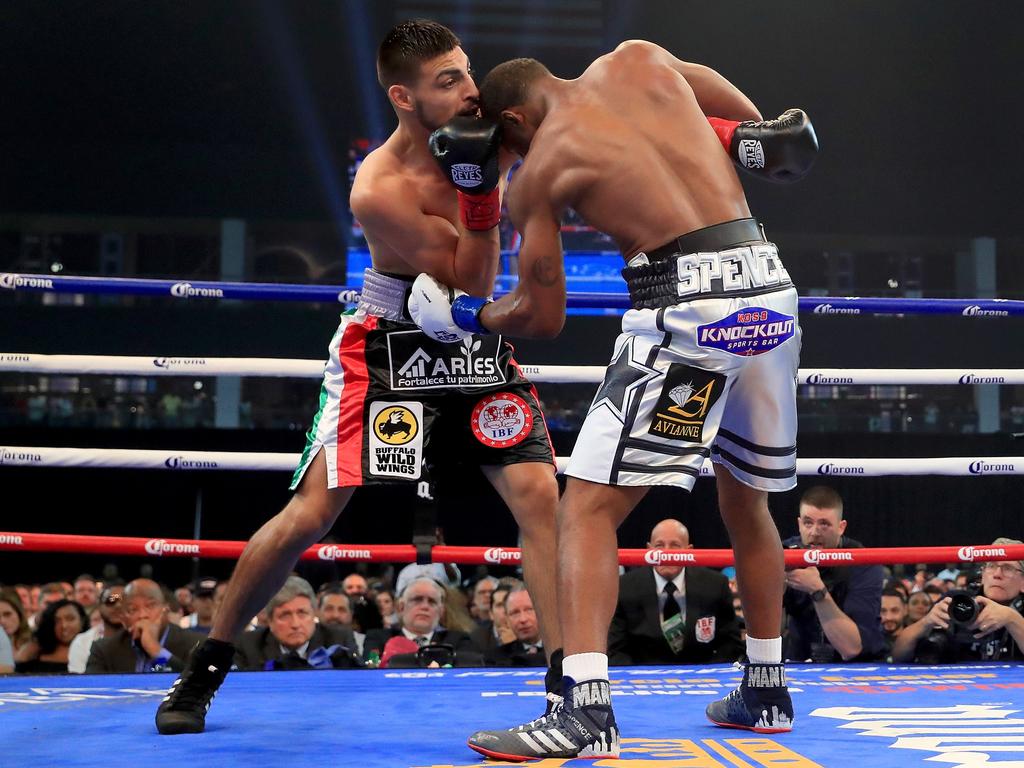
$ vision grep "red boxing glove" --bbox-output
[380,636,420,668]
[707,116,741,153]
[457,188,501,231]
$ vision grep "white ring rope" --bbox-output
[1,353,1021,386]
[0,447,1020,477]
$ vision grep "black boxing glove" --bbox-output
[707,109,819,183]
[429,116,502,230]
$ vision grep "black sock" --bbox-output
[544,647,564,696]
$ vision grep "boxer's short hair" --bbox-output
[377,19,461,88]
[480,58,551,120]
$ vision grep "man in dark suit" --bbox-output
[86,578,206,673]
[363,577,478,663]
[609,519,742,665]
[491,587,546,667]
[234,576,360,670]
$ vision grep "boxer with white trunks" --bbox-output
[409,41,817,760]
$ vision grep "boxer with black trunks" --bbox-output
[410,41,817,760]
[154,20,568,735]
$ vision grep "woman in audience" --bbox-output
[14,599,87,674]
[0,589,33,654]
[906,591,934,624]
[376,589,399,628]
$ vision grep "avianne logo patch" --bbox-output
[647,364,725,443]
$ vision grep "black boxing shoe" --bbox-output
[706,662,794,734]
[468,679,619,761]
[155,638,234,735]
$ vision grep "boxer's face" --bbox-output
[497,108,539,158]
[393,47,479,131]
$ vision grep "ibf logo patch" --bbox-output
[647,364,725,443]
[695,615,716,644]
[369,401,423,478]
[450,163,483,188]
[472,393,532,448]
[697,307,795,357]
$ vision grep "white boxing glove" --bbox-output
[408,273,472,343]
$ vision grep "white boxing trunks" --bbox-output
[566,218,800,492]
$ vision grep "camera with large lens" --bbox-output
[915,587,981,663]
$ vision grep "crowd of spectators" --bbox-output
[3,486,1022,675]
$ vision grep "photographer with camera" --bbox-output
[891,538,1024,663]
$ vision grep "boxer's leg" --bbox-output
[483,462,561,654]
[210,449,353,642]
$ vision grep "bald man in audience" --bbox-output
[609,519,742,665]
[86,579,206,673]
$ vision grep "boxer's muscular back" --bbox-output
[514,42,752,258]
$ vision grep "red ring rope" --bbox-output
[2,532,1021,568]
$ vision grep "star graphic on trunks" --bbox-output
[588,336,661,423]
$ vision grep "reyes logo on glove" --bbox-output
[450,163,483,188]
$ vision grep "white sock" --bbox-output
[562,652,608,683]
[746,636,782,664]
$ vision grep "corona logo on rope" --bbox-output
[644,549,696,565]
[317,545,373,562]
[164,456,219,469]
[0,448,43,466]
[170,282,224,298]
[811,303,860,314]
[805,373,855,385]
[144,539,200,556]
[962,305,1009,317]
[958,373,1006,384]
[153,358,207,369]
[337,289,360,304]
[803,549,854,565]
[816,463,865,475]
[0,273,54,290]
[956,545,1006,562]
[0,534,24,547]
[483,547,521,564]
[968,460,1016,475]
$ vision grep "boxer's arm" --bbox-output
[478,183,565,339]
[352,180,499,298]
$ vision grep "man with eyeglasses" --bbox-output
[85,579,205,673]
[781,485,886,662]
[892,537,1024,663]
[362,577,478,663]
[68,583,125,673]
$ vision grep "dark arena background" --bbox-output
[2,2,1024,767]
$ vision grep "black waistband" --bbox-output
[643,218,765,262]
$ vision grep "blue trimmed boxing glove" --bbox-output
[408,273,491,343]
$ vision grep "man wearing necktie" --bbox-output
[609,519,742,665]
[492,587,547,666]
